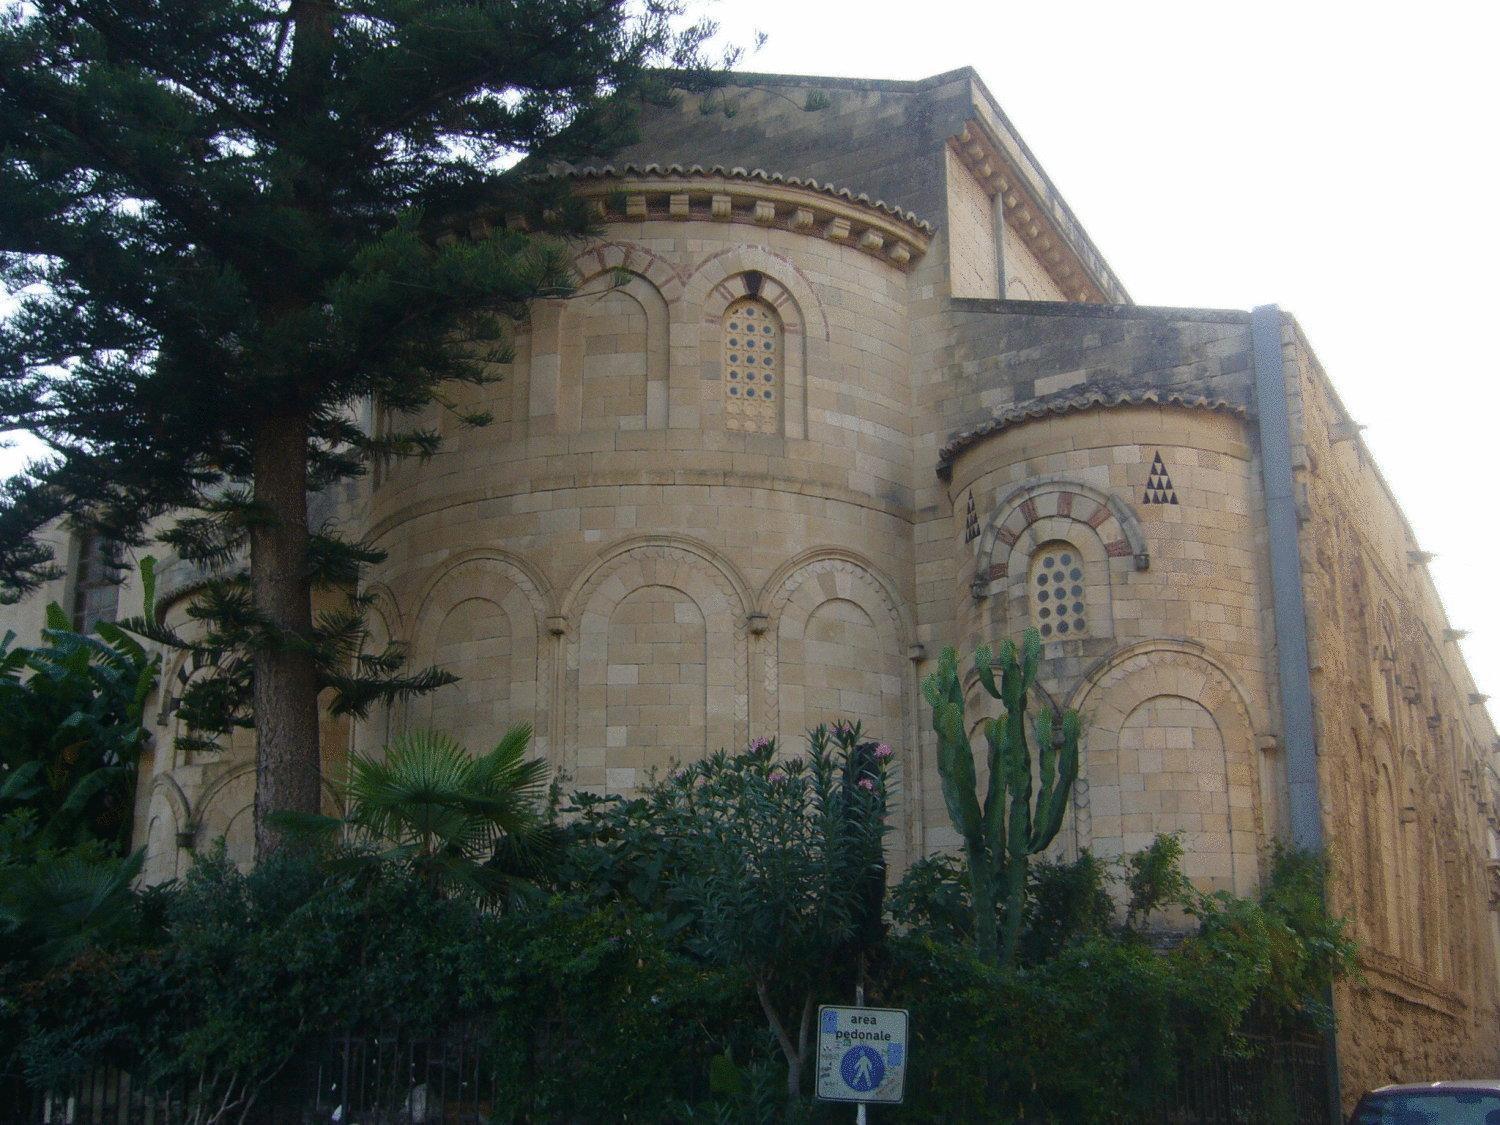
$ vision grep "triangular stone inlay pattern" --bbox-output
[964,493,981,542]
[1142,451,1179,505]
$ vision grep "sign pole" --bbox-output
[855,964,867,1125]
[814,996,907,1108]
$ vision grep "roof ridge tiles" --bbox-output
[546,163,932,230]
[936,389,1249,477]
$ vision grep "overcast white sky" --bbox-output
[706,0,1500,714]
[5,1,1498,713]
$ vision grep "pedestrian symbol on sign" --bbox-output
[840,1045,884,1093]
[816,1005,907,1104]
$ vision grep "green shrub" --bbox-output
[555,725,892,1105]
[0,581,159,859]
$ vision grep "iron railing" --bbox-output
[3,1030,1332,1124]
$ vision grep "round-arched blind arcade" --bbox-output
[722,297,781,434]
[1031,541,1088,640]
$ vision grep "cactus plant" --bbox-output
[921,628,1081,964]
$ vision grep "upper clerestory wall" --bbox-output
[592,68,1128,305]
[929,300,1257,482]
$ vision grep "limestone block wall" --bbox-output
[1002,225,1067,301]
[942,405,1279,896]
[353,205,925,868]
[944,145,999,299]
[1277,314,1500,1097]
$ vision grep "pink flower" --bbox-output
[858,777,876,792]
[873,744,894,760]
[672,767,689,782]
[750,736,772,751]
[768,770,787,784]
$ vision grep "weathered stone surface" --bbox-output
[5,68,1494,1109]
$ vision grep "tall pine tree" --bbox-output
[0,1,725,857]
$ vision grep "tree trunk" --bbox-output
[755,976,805,1107]
[249,414,322,859]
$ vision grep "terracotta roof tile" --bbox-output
[937,389,1248,479]
[549,163,933,232]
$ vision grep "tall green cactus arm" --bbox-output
[1031,710,1081,850]
[974,643,999,699]
[1020,628,1042,686]
[934,700,982,842]
[981,716,1008,854]
[1032,708,1057,823]
[924,633,1083,965]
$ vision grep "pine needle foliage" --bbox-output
[0,0,733,854]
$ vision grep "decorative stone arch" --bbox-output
[196,761,256,872]
[409,549,553,758]
[971,479,1147,643]
[759,549,915,867]
[141,774,191,886]
[572,240,687,304]
[680,245,830,438]
[1068,641,1264,897]
[757,548,911,736]
[1368,735,1402,954]
[560,534,752,624]
[562,258,671,431]
[1374,603,1400,734]
[348,581,404,756]
[975,479,1148,577]
[564,538,751,790]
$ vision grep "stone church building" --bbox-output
[7,68,1499,1100]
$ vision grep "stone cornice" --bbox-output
[547,164,932,272]
[937,389,1249,480]
[948,119,1127,304]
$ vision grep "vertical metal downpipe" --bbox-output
[1250,303,1342,1120]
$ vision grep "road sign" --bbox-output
[815,1005,908,1104]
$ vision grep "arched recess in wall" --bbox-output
[349,582,402,759]
[141,775,191,887]
[409,551,552,760]
[969,479,1146,645]
[1068,642,1263,898]
[1343,554,1375,701]
[682,246,829,439]
[196,762,256,873]
[1369,735,1403,958]
[557,268,669,434]
[563,538,751,794]
[759,549,914,867]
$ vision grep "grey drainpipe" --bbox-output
[1250,304,1341,1117]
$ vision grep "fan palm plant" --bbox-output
[280,725,548,903]
[0,848,145,966]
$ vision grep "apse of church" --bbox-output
[8,66,1496,1105]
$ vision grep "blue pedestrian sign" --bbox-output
[841,1045,884,1092]
[815,1005,909,1104]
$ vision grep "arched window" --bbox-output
[1030,541,1089,640]
[71,530,120,633]
[722,296,781,434]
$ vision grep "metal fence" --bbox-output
[1161,1035,1333,1125]
[4,1031,1332,1124]
[1,1026,503,1125]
